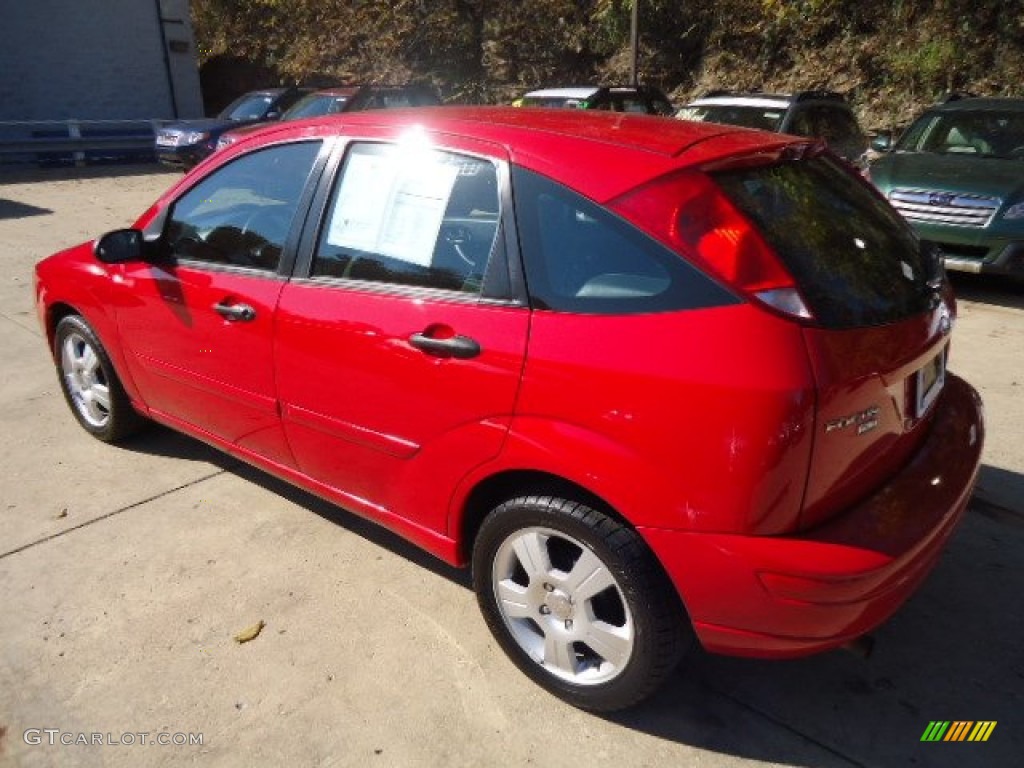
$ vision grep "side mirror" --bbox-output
[870,133,893,153]
[94,229,144,263]
[266,110,282,120]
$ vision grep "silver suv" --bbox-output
[678,90,868,165]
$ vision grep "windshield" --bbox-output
[219,94,275,121]
[678,105,785,132]
[284,93,349,119]
[713,155,938,328]
[895,109,1024,159]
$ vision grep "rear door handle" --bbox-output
[408,332,480,359]
[213,302,256,322]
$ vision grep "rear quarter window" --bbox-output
[512,167,736,314]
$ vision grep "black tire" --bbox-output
[472,495,690,711]
[54,315,146,443]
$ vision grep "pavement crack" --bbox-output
[709,684,869,768]
[0,309,42,337]
[0,309,42,339]
[0,469,228,560]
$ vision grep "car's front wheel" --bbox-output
[472,495,689,711]
[55,315,146,442]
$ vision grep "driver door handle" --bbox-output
[408,331,480,359]
[213,301,256,322]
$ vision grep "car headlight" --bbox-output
[1003,202,1024,220]
[215,135,236,151]
[184,131,210,145]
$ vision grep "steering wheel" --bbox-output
[237,207,294,268]
[441,223,477,268]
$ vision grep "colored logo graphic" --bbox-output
[921,721,996,742]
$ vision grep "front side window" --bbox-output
[312,143,503,296]
[164,141,322,271]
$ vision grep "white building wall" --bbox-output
[0,0,203,121]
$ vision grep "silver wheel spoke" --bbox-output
[581,620,633,669]
[91,383,111,412]
[496,579,533,619]
[543,630,577,676]
[79,344,99,377]
[563,547,616,602]
[511,531,551,583]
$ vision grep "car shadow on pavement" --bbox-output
[950,273,1024,311]
[0,198,52,220]
[122,429,1022,766]
[115,423,240,468]
[609,479,1024,767]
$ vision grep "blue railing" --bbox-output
[0,119,166,165]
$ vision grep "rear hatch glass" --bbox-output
[712,155,938,329]
[713,154,950,527]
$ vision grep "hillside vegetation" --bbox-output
[192,0,1024,131]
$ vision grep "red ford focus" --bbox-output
[35,108,984,711]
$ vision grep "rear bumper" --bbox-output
[640,374,984,658]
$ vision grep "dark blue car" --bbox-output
[155,87,310,170]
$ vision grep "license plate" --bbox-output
[155,134,177,147]
[915,348,947,417]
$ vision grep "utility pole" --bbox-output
[630,0,639,86]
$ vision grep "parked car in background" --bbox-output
[517,85,674,115]
[868,97,1024,279]
[216,84,442,151]
[36,107,982,711]
[677,90,868,165]
[155,87,310,170]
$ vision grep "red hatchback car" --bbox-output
[35,108,983,711]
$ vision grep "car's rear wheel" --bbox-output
[55,315,146,442]
[472,495,689,711]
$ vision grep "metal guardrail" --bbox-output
[0,119,166,165]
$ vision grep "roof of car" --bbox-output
[524,86,663,100]
[524,87,601,99]
[306,87,360,97]
[687,95,791,109]
[221,106,799,202]
[932,97,1024,113]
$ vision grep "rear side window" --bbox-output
[713,156,936,328]
[790,106,862,143]
[313,143,504,296]
[512,167,736,314]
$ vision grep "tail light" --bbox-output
[612,170,813,321]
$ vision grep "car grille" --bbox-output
[889,189,1000,228]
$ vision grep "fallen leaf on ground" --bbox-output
[233,620,266,644]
